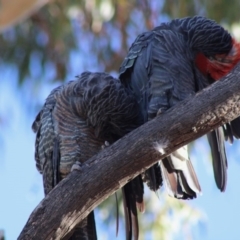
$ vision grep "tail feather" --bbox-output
[69,211,97,240]
[142,163,163,191]
[122,187,131,240]
[185,159,201,193]
[122,183,139,240]
[159,159,183,198]
[178,171,197,199]
[207,128,228,192]
[131,176,145,213]
[122,175,144,240]
[230,116,240,139]
[224,123,234,144]
[160,146,201,199]
[115,193,119,237]
[169,148,201,194]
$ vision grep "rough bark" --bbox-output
[19,64,240,240]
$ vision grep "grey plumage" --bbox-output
[119,15,239,202]
[32,16,240,240]
[32,72,143,239]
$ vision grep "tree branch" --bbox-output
[18,64,240,240]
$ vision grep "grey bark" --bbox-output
[18,64,240,240]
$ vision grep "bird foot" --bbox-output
[101,141,110,149]
[157,107,168,116]
[157,109,162,116]
[71,161,83,172]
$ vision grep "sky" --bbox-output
[1,66,240,240]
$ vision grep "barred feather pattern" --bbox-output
[32,72,143,239]
[52,72,143,178]
[33,85,63,194]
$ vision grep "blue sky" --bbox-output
[1,67,240,240]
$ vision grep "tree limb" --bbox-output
[18,64,240,240]
[0,0,47,32]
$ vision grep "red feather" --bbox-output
[195,53,209,77]
[195,38,240,81]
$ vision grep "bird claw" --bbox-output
[71,161,83,172]
[157,108,165,116]
[101,141,110,149]
[157,107,167,116]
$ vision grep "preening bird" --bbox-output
[32,16,240,240]
[32,72,144,239]
[119,15,240,239]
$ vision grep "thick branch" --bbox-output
[19,64,240,239]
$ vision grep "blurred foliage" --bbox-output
[0,0,239,239]
[1,0,238,85]
[98,188,204,240]
[163,0,240,22]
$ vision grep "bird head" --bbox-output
[195,38,240,81]
[183,16,240,81]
